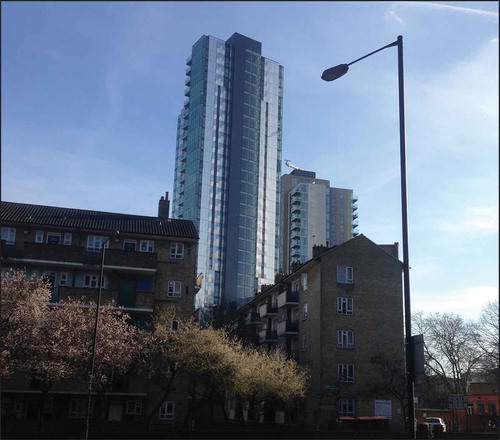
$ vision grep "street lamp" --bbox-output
[322,35,415,439]
[85,232,118,440]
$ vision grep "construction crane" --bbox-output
[285,160,306,171]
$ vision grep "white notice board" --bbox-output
[374,400,392,419]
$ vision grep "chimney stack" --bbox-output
[158,192,170,220]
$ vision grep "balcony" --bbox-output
[277,320,299,336]
[184,98,190,108]
[291,195,301,205]
[258,329,278,344]
[352,220,359,228]
[352,212,358,220]
[352,203,358,212]
[185,76,191,86]
[259,303,278,318]
[186,65,191,75]
[19,243,157,272]
[59,286,119,304]
[184,86,190,97]
[186,55,192,66]
[277,290,299,308]
[245,312,261,326]
[352,194,358,203]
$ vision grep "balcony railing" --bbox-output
[259,303,278,318]
[258,329,278,344]
[21,243,157,270]
[58,287,154,310]
[277,320,299,336]
[277,290,299,308]
[245,312,261,326]
[59,286,119,304]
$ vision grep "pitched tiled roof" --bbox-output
[1,201,198,239]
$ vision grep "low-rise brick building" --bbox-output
[1,195,198,433]
[236,234,406,430]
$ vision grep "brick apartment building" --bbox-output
[0,195,198,433]
[236,234,406,430]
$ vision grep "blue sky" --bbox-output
[2,1,498,320]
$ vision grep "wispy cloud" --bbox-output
[399,2,499,20]
[385,9,405,26]
[440,206,499,236]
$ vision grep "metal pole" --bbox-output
[85,239,108,440]
[397,35,415,439]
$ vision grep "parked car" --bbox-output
[425,417,447,432]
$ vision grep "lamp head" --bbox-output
[321,64,349,82]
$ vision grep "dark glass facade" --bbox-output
[172,33,283,309]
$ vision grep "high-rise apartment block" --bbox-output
[280,167,359,274]
[172,33,283,309]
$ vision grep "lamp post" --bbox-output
[322,35,415,439]
[85,233,117,440]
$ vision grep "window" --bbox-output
[159,401,174,420]
[337,297,354,315]
[337,330,354,348]
[301,273,308,290]
[337,266,354,284]
[338,399,356,417]
[83,274,106,288]
[123,239,137,251]
[46,232,61,244]
[126,400,142,415]
[1,227,16,245]
[170,320,179,331]
[59,272,70,286]
[87,236,109,252]
[140,240,154,253]
[35,230,44,243]
[292,281,300,292]
[302,303,308,320]
[301,333,308,351]
[170,242,184,259]
[167,281,182,298]
[63,233,72,246]
[338,364,355,382]
[69,399,86,418]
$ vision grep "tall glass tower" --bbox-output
[172,33,283,310]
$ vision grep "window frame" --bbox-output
[35,230,44,243]
[167,280,183,298]
[123,239,137,251]
[338,398,356,417]
[170,242,184,259]
[337,330,355,349]
[159,401,174,420]
[59,272,70,286]
[139,240,154,253]
[1,227,16,245]
[301,273,308,290]
[337,297,354,315]
[301,333,308,351]
[87,236,109,252]
[302,302,308,320]
[337,266,354,284]
[126,399,142,416]
[337,363,355,382]
[46,232,61,244]
[83,274,106,289]
[63,233,72,246]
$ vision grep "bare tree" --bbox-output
[413,311,483,395]
[474,300,499,376]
